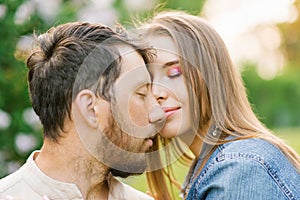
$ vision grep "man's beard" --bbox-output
[99,115,148,178]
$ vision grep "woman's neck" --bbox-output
[179,131,203,157]
[189,135,203,157]
[180,123,211,157]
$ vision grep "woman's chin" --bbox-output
[159,127,183,139]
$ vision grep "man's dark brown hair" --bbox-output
[26,22,153,141]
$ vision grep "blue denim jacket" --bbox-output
[184,138,300,200]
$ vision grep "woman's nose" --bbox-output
[151,82,168,103]
[148,90,166,127]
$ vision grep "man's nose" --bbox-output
[148,102,165,134]
[149,104,165,124]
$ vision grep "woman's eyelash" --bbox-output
[167,66,182,78]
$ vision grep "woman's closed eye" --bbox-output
[167,66,182,78]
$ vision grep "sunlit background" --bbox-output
[0,0,299,194]
[10,0,299,79]
[203,0,297,79]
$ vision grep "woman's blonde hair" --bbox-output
[141,11,300,199]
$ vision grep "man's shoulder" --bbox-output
[0,169,21,187]
[0,160,40,199]
[0,168,25,196]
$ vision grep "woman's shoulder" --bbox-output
[220,137,282,157]
[189,138,300,199]
[217,137,298,174]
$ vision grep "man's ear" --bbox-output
[74,90,98,129]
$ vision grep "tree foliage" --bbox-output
[279,0,300,67]
[243,66,300,128]
[0,0,78,177]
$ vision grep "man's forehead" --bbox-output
[113,44,150,89]
[115,66,151,88]
[116,45,143,70]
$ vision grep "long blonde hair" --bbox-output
[141,11,300,199]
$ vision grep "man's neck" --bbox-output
[35,136,109,200]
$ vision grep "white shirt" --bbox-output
[0,151,153,200]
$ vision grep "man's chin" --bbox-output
[110,168,144,178]
[110,161,146,178]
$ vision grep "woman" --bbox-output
[141,11,300,200]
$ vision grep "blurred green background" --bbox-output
[0,0,299,196]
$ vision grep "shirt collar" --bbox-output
[22,151,83,200]
[21,151,150,200]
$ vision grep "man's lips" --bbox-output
[163,107,181,118]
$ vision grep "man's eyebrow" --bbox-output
[162,60,179,68]
[134,83,151,92]
[135,79,151,88]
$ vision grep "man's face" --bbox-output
[85,45,164,177]
[73,44,165,177]
[111,45,163,141]
[105,45,165,176]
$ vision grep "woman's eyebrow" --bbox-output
[162,60,179,68]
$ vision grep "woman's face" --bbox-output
[146,35,192,138]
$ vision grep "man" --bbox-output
[0,22,165,199]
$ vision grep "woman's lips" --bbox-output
[163,107,180,119]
